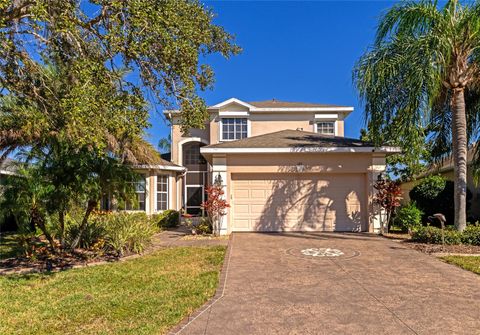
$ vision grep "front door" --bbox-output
[186,185,204,215]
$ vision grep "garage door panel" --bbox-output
[231,173,366,232]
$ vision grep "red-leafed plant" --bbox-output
[201,184,230,235]
[374,179,402,234]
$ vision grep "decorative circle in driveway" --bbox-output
[300,248,344,257]
[286,246,360,260]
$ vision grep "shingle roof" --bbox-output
[204,129,374,149]
[0,158,19,174]
[248,99,349,108]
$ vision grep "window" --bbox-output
[184,142,206,165]
[316,122,335,135]
[126,176,146,211]
[157,175,168,211]
[221,118,248,140]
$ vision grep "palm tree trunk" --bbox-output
[70,199,97,250]
[451,88,468,231]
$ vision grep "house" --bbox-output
[140,97,399,234]
[400,148,480,221]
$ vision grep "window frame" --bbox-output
[219,117,250,141]
[124,174,147,212]
[315,121,337,136]
[155,174,169,212]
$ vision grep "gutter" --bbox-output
[200,146,402,154]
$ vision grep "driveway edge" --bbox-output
[167,233,234,335]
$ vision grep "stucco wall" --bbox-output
[213,152,385,233]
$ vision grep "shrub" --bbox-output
[409,175,472,225]
[461,223,480,246]
[411,226,462,245]
[152,210,180,229]
[101,212,157,256]
[394,203,423,233]
[195,217,212,235]
[67,212,158,256]
[65,217,107,250]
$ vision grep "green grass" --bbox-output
[441,256,480,275]
[0,232,25,259]
[0,246,226,335]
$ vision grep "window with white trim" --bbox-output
[221,118,248,140]
[157,175,168,211]
[125,176,146,211]
[316,121,335,135]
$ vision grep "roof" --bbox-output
[201,129,401,154]
[0,158,19,175]
[133,156,185,171]
[164,98,354,116]
[247,99,349,109]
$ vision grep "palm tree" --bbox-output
[158,134,172,154]
[354,0,480,231]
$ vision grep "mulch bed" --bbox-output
[403,241,480,255]
[0,250,122,275]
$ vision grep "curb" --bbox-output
[167,233,234,335]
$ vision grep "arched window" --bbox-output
[182,142,208,215]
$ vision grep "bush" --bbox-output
[411,226,463,245]
[65,217,107,250]
[195,217,212,235]
[152,210,179,229]
[394,203,423,232]
[101,212,157,256]
[461,223,480,245]
[66,212,158,256]
[409,175,472,225]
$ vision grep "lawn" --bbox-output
[441,256,480,275]
[0,246,226,335]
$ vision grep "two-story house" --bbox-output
[134,98,399,234]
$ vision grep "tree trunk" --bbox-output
[451,88,468,231]
[31,207,56,252]
[59,210,65,249]
[70,199,97,250]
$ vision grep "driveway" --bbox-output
[174,233,480,335]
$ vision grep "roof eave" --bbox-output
[200,146,401,154]
[132,164,186,172]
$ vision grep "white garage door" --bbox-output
[231,173,367,232]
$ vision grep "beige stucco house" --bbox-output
[128,98,400,234]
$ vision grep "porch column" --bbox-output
[211,155,228,235]
[368,154,387,233]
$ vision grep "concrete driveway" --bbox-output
[174,233,480,335]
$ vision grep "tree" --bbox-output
[360,127,430,181]
[354,0,480,231]
[0,1,239,249]
[0,1,240,135]
[373,179,402,234]
[201,184,229,236]
[158,134,172,154]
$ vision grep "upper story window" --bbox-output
[221,118,248,141]
[184,142,206,166]
[316,121,335,136]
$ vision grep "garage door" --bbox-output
[231,173,367,232]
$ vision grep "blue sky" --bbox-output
[147,0,396,147]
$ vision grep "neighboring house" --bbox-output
[0,158,18,185]
[400,148,480,221]
[157,98,399,234]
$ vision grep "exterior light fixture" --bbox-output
[296,163,305,173]
[214,172,223,186]
[377,172,385,182]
